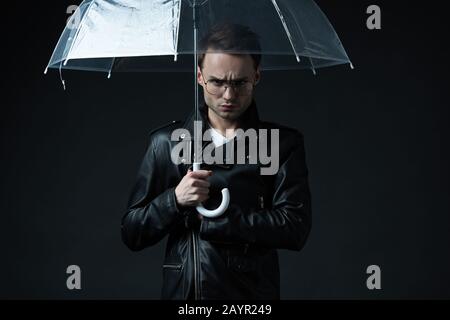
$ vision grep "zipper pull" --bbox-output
[259,195,264,209]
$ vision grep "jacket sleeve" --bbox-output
[121,134,183,251]
[199,132,312,251]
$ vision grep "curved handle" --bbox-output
[193,162,230,218]
[196,187,230,218]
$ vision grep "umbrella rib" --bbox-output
[270,0,300,63]
[289,7,317,74]
[308,0,354,70]
[107,57,115,79]
[173,0,182,61]
[58,60,66,90]
[63,0,97,66]
[271,0,318,74]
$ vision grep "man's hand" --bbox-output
[175,169,212,208]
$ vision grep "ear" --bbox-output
[254,67,261,85]
[197,66,204,86]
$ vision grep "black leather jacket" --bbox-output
[121,100,312,299]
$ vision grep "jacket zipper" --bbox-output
[191,230,200,300]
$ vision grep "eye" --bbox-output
[210,79,224,86]
[231,80,246,87]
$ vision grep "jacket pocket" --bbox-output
[162,263,183,271]
[161,263,184,299]
[228,253,257,273]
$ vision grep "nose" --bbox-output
[222,85,236,100]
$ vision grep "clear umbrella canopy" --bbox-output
[45,0,353,217]
[45,0,352,75]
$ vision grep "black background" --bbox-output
[1,1,449,299]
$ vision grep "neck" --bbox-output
[207,108,240,138]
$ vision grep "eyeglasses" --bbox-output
[202,77,256,96]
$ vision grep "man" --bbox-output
[121,23,312,300]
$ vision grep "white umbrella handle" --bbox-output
[193,162,230,218]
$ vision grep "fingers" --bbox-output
[191,179,210,188]
[191,187,209,195]
[195,193,210,201]
[187,193,209,205]
[180,169,213,206]
[188,170,212,179]
[197,194,210,203]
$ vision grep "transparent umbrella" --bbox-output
[45,0,353,217]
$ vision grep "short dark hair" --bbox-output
[198,23,261,70]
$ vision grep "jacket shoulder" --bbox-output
[259,121,305,157]
[148,120,182,139]
[260,121,303,138]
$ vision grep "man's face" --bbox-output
[197,52,260,122]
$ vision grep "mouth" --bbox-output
[220,104,237,111]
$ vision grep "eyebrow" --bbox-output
[207,76,249,81]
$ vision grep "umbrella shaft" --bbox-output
[193,2,201,165]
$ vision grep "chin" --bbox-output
[218,112,233,119]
